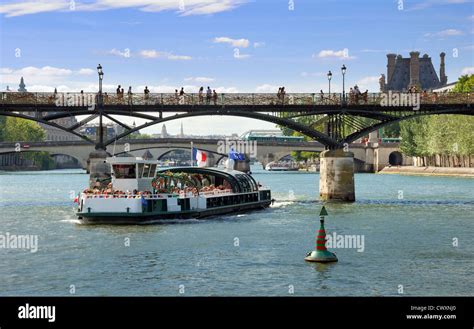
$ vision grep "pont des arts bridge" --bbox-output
[1,91,472,201]
[0,138,406,172]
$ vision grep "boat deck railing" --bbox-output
[199,189,233,196]
[81,193,179,199]
[81,189,234,199]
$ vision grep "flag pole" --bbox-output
[190,141,194,167]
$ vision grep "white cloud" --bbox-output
[167,54,192,60]
[424,29,464,37]
[214,86,239,93]
[0,0,68,17]
[461,67,474,75]
[178,0,246,16]
[253,42,265,48]
[0,66,107,89]
[136,85,179,93]
[139,49,192,60]
[314,48,354,59]
[255,84,279,93]
[184,77,215,83]
[0,0,247,17]
[77,68,95,75]
[139,50,161,58]
[355,76,380,92]
[108,48,130,58]
[0,66,72,85]
[213,37,249,48]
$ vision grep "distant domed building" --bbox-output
[381,52,448,92]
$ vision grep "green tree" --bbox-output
[452,74,474,92]
[0,116,6,141]
[381,122,400,138]
[399,75,474,158]
[0,117,55,169]
[2,117,45,142]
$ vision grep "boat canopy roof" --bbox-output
[157,167,259,193]
[107,157,159,165]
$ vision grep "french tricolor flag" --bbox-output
[193,148,207,167]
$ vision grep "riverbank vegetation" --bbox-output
[278,75,473,165]
[399,75,474,166]
[0,117,54,169]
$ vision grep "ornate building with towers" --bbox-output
[380,52,448,92]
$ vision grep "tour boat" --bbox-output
[265,161,299,171]
[76,157,272,224]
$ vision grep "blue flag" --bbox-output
[229,148,245,160]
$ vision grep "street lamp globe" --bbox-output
[327,70,332,81]
[341,64,346,76]
[97,64,104,78]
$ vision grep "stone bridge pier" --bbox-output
[88,149,111,189]
[319,149,355,202]
[256,152,292,169]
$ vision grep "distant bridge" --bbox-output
[0,138,406,172]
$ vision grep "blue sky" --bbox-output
[1,0,473,135]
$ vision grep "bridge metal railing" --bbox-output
[1,91,473,107]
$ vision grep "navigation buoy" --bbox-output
[305,206,338,263]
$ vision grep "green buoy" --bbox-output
[305,206,338,263]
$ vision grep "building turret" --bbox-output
[386,53,397,84]
[409,51,420,87]
[440,52,447,85]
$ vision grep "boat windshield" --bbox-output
[113,164,136,179]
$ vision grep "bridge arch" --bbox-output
[388,151,403,166]
[113,145,227,159]
[0,150,85,169]
[343,109,472,144]
[105,110,339,147]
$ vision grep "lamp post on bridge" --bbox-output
[341,64,346,106]
[327,70,332,97]
[96,64,104,150]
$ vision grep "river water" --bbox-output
[0,166,472,296]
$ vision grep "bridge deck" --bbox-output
[1,92,472,110]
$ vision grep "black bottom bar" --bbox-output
[0,297,472,328]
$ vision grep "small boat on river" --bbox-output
[265,161,299,171]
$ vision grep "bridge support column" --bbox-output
[319,149,355,202]
[88,150,111,189]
